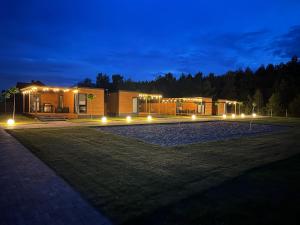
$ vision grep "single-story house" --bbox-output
[20,85,104,119]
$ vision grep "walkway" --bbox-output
[3,116,222,130]
[0,128,111,225]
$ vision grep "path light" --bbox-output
[191,114,196,120]
[252,113,257,118]
[147,115,152,121]
[126,115,132,122]
[7,119,15,126]
[101,116,107,123]
[222,114,227,119]
[231,113,236,119]
[241,113,245,118]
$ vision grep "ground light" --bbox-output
[147,115,152,121]
[101,116,107,123]
[126,115,132,122]
[241,113,245,118]
[222,114,227,119]
[7,119,15,126]
[231,113,236,119]
[191,114,196,120]
[252,113,257,118]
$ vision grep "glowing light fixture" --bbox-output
[73,90,78,93]
[241,113,245,118]
[126,116,132,122]
[252,113,257,118]
[231,113,236,119]
[222,114,227,119]
[191,114,196,120]
[7,119,15,125]
[147,115,152,121]
[101,116,107,123]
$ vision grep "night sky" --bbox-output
[1,0,300,90]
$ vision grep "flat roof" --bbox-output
[20,85,104,93]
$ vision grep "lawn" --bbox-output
[0,113,38,126]
[8,118,300,224]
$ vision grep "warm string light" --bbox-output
[241,113,245,118]
[147,115,152,121]
[231,113,236,119]
[222,114,227,119]
[22,86,74,93]
[191,114,196,120]
[252,113,257,118]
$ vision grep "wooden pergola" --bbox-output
[138,93,162,114]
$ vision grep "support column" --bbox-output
[158,98,161,115]
[22,93,25,113]
[28,93,31,113]
[145,98,147,114]
[235,103,237,114]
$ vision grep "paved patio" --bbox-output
[0,128,111,225]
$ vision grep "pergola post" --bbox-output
[22,93,25,113]
[234,103,237,114]
[28,93,31,113]
[145,98,147,114]
[158,97,161,115]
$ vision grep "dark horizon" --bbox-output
[1,0,300,90]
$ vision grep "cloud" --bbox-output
[271,25,300,58]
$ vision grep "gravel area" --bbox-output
[97,121,286,147]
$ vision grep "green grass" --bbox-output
[7,118,300,224]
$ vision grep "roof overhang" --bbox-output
[20,85,76,94]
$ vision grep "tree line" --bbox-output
[77,56,300,117]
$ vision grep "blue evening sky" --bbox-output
[1,0,300,90]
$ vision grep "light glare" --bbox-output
[7,119,15,125]
[231,114,236,119]
[101,116,107,123]
[241,113,245,118]
[191,114,196,120]
[147,115,152,121]
[126,116,132,122]
[252,113,257,117]
[222,114,227,119]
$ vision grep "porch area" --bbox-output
[21,86,75,119]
